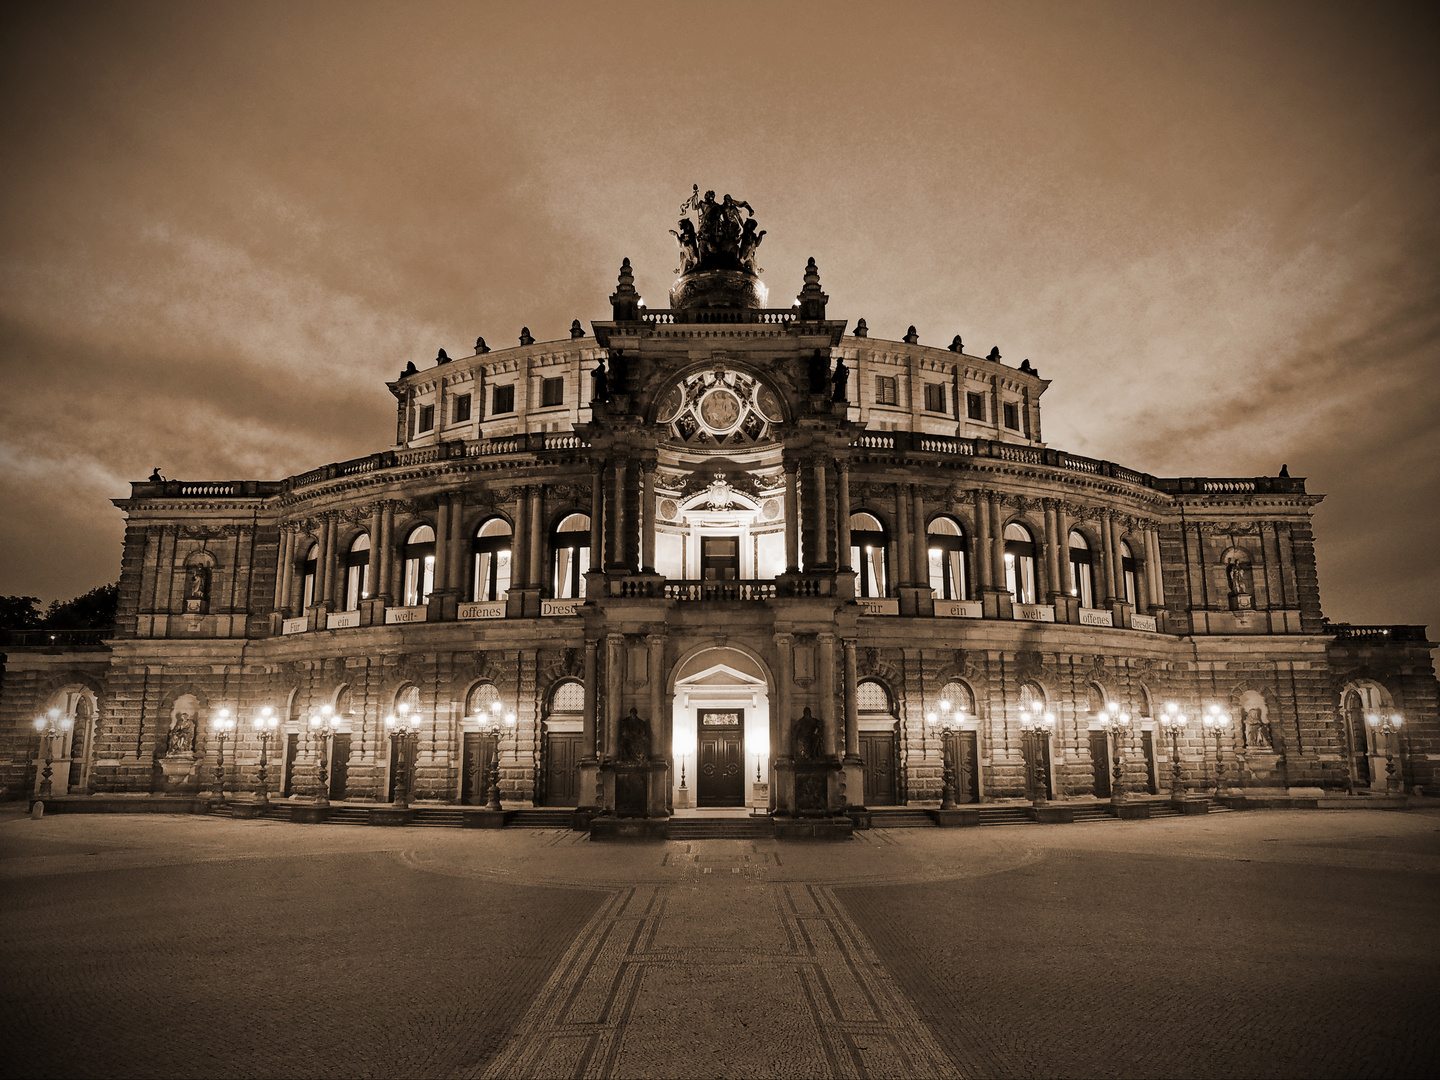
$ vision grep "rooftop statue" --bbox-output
[668,185,768,309]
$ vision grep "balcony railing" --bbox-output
[664,580,777,602]
[1328,623,1430,644]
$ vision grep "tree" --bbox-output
[44,584,118,630]
[0,596,43,631]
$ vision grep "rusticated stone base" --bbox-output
[773,816,854,840]
[1026,805,1074,824]
[461,809,515,829]
[231,801,268,819]
[290,804,330,824]
[25,795,213,815]
[931,808,981,827]
[1170,799,1210,815]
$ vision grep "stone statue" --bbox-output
[987,346,1001,361]
[570,319,586,339]
[831,356,850,403]
[738,217,766,273]
[1227,560,1250,596]
[617,707,650,763]
[148,467,165,482]
[519,327,535,347]
[669,184,761,277]
[670,218,700,272]
[853,319,868,338]
[436,348,451,364]
[185,565,209,602]
[591,358,609,403]
[1243,707,1272,749]
[1279,464,1290,477]
[166,713,196,756]
[793,707,825,761]
[948,336,963,353]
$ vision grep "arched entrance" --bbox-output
[670,646,772,811]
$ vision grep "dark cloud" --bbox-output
[1,0,1436,643]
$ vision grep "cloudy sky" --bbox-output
[2,0,1436,640]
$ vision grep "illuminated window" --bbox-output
[300,542,318,609]
[1069,531,1095,607]
[923,383,946,413]
[926,516,969,600]
[471,518,513,602]
[541,377,563,407]
[849,512,888,598]
[492,384,515,414]
[552,513,591,599]
[402,525,435,607]
[940,680,976,718]
[467,681,502,718]
[343,534,371,611]
[1120,541,1137,606]
[1004,523,1037,605]
[453,393,472,424]
[875,375,897,405]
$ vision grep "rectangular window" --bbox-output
[923,383,945,413]
[492,384,515,414]
[541,376,563,407]
[875,375,897,405]
[417,404,435,432]
[452,393,471,424]
[967,392,986,421]
[1002,401,1020,430]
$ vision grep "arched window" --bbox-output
[471,518,513,602]
[334,684,355,719]
[1120,541,1137,606]
[850,513,888,598]
[550,679,584,716]
[939,680,976,719]
[1019,680,1046,711]
[343,534,371,611]
[1086,682,1107,716]
[467,681,503,720]
[300,542,318,609]
[1068,531,1095,607]
[1004,523,1038,605]
[927,516,969,600]
[402,525,436,607]
[552,514,590,599]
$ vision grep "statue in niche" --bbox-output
[793,707,826,761]
[166,711,196,756]
[617,707,650,763]
[591,358,609,403]
[831,356,850,403]
[185,564,210,602]
[1243,707,1272,750]
[1226,559,1251,596]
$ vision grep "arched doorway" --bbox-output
[670,647,772,811]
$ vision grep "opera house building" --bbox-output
[4,191,1435,837]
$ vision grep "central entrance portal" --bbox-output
[697,709,744,806]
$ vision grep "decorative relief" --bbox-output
[1014,650,1045,686]
[387,653,430,690]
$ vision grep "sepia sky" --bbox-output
[1,0,1436,640]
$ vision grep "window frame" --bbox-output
[492,383,516,415]
[540,376,564,408]
[1002,401,1020,430]
[452,393,472,424]
[966,392,986,421]
[926,516,970,600]
[551,513,591,599]
[1004,522,1038,605]
[470,517,513,602]
[875,375,897,406]
[401,525,436,608]
[849,512,889,598]
[417,403,436,433]
[1068,531,1095,608]
[342,534,371,611]
[923,382,946,413]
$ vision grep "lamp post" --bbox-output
[1202,705,1231,795]
[384,703,422,809]
[480,705,515,812]
[1020,702,1056,807]
[254,706,277,805]
[1160,702,1187,800]
[308,704,336,806]
[32,709,73,799]
[1365,711,1404,793]
[1099,702,1131,804]
[929,700,965,810]
[211,708,233,799]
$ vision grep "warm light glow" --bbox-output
[939,700,951,714]
[926,711,937,726]
[505,712,516,727]
[33,716,45,732]
[384,714,397,729]
[256,705,276,730]
[398,702,410,717]
[673,729,696,757]
[490,701,502,716]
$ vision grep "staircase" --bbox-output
[412,807,467,828]
[511,808,577,829]
[324,805,370,825]
[869,807,937,828]
[667,816,775,840]
[976,806,1033,827]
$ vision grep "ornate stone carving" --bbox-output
[1014,650,1045,686]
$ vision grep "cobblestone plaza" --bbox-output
[3,807,1436,1079]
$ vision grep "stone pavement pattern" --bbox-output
[2,809,1438,1079]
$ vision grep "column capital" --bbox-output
[816,631,837,645]
[773,631,794,647]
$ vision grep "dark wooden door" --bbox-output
[954,731,979,804]
[329,733,351,800]
[545,732,582,806]
[859,731,895,805]
[697,709,744,806]
[460,733,497,805]
[281,733,299,796]
[701,536,740,580]
[1089,730,1111,798]
[1023,731,1053,800]
[1141,730,1159,794]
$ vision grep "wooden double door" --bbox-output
[697,709,744,807]
[860,731,896,805]
[544,730,583,807]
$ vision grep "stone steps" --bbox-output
[510,809,577,829]
[868,809,937,828]
[668,818,775,840]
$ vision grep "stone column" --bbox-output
[641,460,657,574]
[775,633,794,753]
[528,483,544,588]
[589,462,605,565]
[648,632,666,756]
[609,456,628,570]
[783,461,800,572]
[605,633,624,760]
[449,493,466,599]
[378,502,395,601]
[1043,499,1062,599]
[836,462,852,570]
[319,515,337,608]
[1099,512,1116,604]
[433,498,451,594]
[842,638,860,761]
[1133,530,1150,613]
[911,485,928,586]
[1147,526,1165,608]
[989,493,1006,589]
[368,505,383,600]
[1056,504,1074,597]
[1112,519,1129,605]
[276,527,293,612]
[812,458,829,566]
[974,491,992,590]
[511,488,529,588]
[818,633,838,759]
[582,639,598,759]
[895,485,912,586]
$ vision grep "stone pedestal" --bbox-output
[290,804,330,824]
[932,808,981,827]
[1110,802,1151,820]
[462,809,515,828]
[1169,799,1209,815]
[605,762,669,819]
[1026,805,1074,824]
[159,754,198,792]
